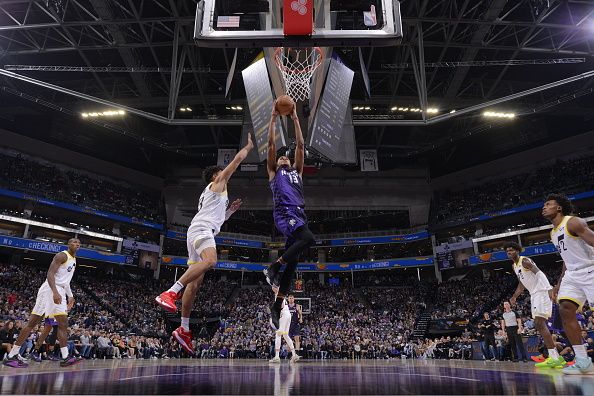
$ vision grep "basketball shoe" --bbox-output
[155,291,178,313]
[172,326,194,355]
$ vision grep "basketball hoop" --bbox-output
[274,47,323,102]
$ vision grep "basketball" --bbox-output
[275,95,295,116]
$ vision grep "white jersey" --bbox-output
[188,183,229,235]
[280,298,291,318]
[40,250,76,291]
[550,216,594,271]
[513,256,551,294]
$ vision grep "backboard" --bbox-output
[194,0,403,48]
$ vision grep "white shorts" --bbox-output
[277,311,291,335]
[530,290,552,319]
[186,228,216,265]
[32,285,67,317]
[557,267,594,309]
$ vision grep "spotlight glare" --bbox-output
[236,106,242,110]
[391,106,398,111]
[483,111,515,119]
[81,113,88,118]
[364,106,371,110]
[450,110,456,113]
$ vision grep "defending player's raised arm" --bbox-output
[47,252,68,304]
[213,133,254,189]
[567,216,594,246]
[267,102,279,180]
[292,106,305,176]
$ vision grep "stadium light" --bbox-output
[179,106,192,112]
[483,111,515,119]
[81,109,125,118]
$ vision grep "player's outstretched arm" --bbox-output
[47,252,68,304]
[213,134,254,191]
[225,198,243,220]
[568,216,594,246]
[267,102,279,181]
[291,106,305,176]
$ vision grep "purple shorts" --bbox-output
[289,322,301,337]
[274,206,307,248]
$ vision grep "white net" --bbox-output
[274,47,323,102]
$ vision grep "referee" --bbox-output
[500,301,528,362]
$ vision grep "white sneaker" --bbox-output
[269,356,281,363]
[290,354,301,363]
[562,357,594,375]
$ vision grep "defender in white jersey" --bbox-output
[269,287,300,364]
[505,242,565,368]
[3,238,81,368]
[156,133,254,355]
[543,193,594,375]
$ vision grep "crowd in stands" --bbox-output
[430,272,517,321]
[3,258,594,363]
[0,152,163,223]
[433,153,594,225]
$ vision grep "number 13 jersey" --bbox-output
[189,183,228,236]
[550,215,594,271]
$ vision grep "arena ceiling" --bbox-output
[0,0,593,177]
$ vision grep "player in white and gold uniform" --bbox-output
[544,193,594,375]
[505,242,565,368]
[269,287,300,364]
[156,134,254,355]
[3,238,81,368]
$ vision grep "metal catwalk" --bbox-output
[1,359,593,395]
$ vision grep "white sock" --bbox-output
[8,345,21,358]
[548,348,560,359]
[181,317,190,331]
[573,344,587,359]
[168,281,184,294]
[275,335,281,357]
[283,335,296,354]
[60,347,69,359]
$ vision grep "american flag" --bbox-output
[217,15,240,28]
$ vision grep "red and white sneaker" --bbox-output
[172,326,194,355]
[155,291,178,313]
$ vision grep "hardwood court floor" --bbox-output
[1,358,594,395]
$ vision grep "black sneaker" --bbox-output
[270,303,281,329]
[60,355,82,367]
[263,267,280,287]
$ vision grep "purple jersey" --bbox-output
[270,166,305,208]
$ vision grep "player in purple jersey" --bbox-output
[264,100,315,329]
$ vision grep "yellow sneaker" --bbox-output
[535,356,566,369]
